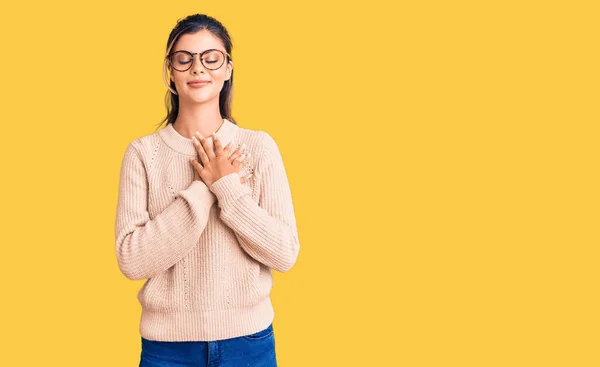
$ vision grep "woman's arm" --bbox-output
[209,132,300,272]
[115,141,216,280]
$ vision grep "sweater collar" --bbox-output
[158,118,237,156]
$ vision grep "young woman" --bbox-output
[114,13,300,367]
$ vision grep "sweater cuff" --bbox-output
[179,180,216,206]
[209,172,252,203]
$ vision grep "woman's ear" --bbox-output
[226,60,233,81]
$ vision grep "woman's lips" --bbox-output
[188,81,210,88]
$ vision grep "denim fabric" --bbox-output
[139,323,277,367]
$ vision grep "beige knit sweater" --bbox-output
[114,118,300,341]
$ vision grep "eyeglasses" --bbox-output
[166,49,231,72]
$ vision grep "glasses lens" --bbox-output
[171,52,193,71]
[202,50,225,70]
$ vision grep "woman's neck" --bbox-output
[173,102,224,139]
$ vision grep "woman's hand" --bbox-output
[189,131,252,187]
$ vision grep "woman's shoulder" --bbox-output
[123,128,164,157]
[234,124,266,142]
[118,128,165,173]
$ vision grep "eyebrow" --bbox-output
[172,48,223,53]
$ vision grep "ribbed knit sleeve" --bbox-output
[115,141,216,280]
[208,132,300,272]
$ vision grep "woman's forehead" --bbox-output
[174,30,224,52]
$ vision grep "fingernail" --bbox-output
[191,136,198,145]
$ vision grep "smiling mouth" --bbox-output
[188,81,210,88]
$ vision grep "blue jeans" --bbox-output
[139,323,277,367]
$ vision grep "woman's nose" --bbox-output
[191,54,206,73]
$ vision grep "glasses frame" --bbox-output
[166,49,231,72]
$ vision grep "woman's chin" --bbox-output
[182,93,217,104]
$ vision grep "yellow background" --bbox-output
[1,0,598,366]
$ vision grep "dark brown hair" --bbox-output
[155,14,236,130]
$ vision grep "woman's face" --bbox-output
[168,29,233,104]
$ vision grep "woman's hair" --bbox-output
[156,14,236,130]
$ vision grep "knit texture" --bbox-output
[114,118,300,341]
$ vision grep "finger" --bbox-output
[192,158,204,173]
[235,150,250,162]
[223,142,233,157]
[234,143,246,159]
[190,158,203,172]
[233,152,247,168]
[192,136,210,165]
[229,147,244,162]
[213,134,224,157]
[194,131,215,160]
[239,152,251,164]
[206,136,218,160]
[225,142,238,158]
[191,136,208,165]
